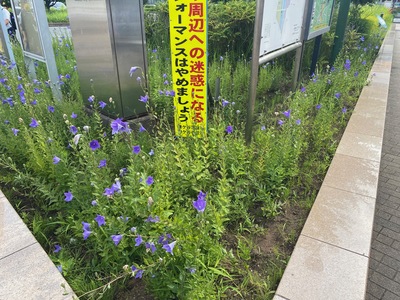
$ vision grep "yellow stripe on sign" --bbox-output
[169,0,207,137]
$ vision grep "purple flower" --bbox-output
[145,242,157,254]
[335,93,341,99]
[283,110,291,118]
[135,235,143,246]
[137,77,141,83]
[139,95,149,103]
[11,128,19,136]
[149,149,154,156]
[71,112,77,119]
[296,119,301,125]
[278,120,284,126]
[139,124,146,132]
[146,176,154,186]
[120,168,128,176]
[88,95,95,103]
[169,90,175,97]
[103,187,114,197]
[135,270,144,279]
[145,215,160,223]
[98,159,107,168]
[53,156,61,164]
[110,118,131,134]
[193,191,207,213]
[64,191,73,202]
[316,104,322,110]
[261,125,266,131]
[19,91,26,104]
[164,80,169,85]
[362,60,366,65]
[91,200,98,206]
[99,101,106,109]
[89,140,100,151]
[30,100,37,105]
[56,265,62,273]
[48,106,55,113]
[29,118,39,128]
[112,180,122,193]
[131,265,144,278]
[111,234,123,246]
[70,125,78,135]
[82,222,91,240]
[344,59,351,71]
[158,233,172,245]
[54,244,62,253]
[300,87,306,93]
[33,87,42,94]
[342,107,347,113]
[94,214,106,227]
[65,74,71,79]
[225,125,233,134]
[360,36,365,42]
[354,71,359,77]
[132,145,141,154]
[129,66,138,77]
[222,99,229,107]
[162,241,177,255]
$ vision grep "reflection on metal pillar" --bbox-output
[67,0,148,120]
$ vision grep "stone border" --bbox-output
[273,25,395,300]
[0,190,76,299]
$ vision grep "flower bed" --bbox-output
[0,3,392,299]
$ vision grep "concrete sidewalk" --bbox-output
[366,24,400,300]
[0,191,76,300]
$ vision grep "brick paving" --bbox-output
[366,27,400,300]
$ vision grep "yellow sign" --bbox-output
[169,0,207,137]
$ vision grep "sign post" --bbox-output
[330,0,350,65]
[246,0,307,144]
[169,0,208,137]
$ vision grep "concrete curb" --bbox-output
[0,190,76,300]
[273,25,395,300]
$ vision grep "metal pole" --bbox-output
[292,0,310,90]
[309,34,322,76]
[330,0,351,65]
[292,46,303,91]
[245,0,264,145]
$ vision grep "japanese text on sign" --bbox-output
[169,0,208,137]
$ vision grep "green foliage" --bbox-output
[46,7,69,23]
[144,0,256,59]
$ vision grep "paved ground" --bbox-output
[366,26,400,300]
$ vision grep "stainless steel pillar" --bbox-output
[67,0,148,119]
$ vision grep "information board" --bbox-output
[305,0,335,40]
[169,0,208,138]
[260,0,306,57]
